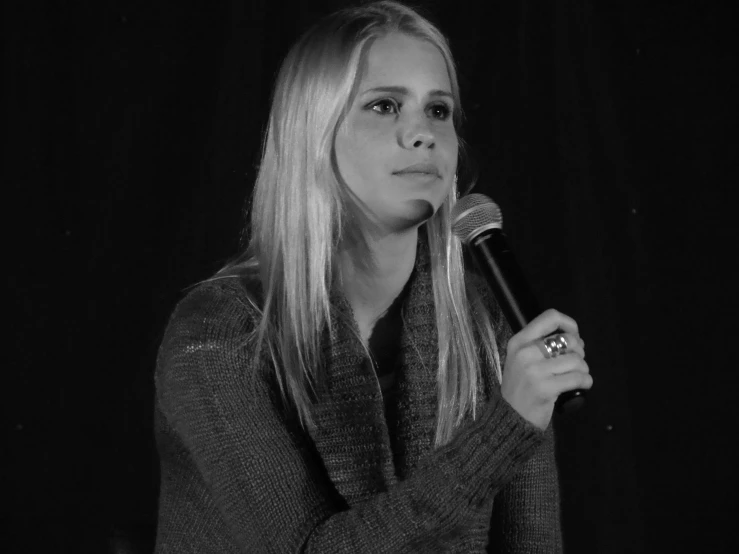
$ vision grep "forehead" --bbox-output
[360,33,451,91]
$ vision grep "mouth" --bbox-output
[393,162,441,178]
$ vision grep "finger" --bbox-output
[539,333,585,360]
[519,333,585,363]
[526,353,590,389]
[543,369,593,398]
[511,309,579,347]
[546,354,589,377]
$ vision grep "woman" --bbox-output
[154,1,592,552]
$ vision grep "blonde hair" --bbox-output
[211,0,502,447]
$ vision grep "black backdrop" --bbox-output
[6,0,738,552]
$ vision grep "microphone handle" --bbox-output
[471,229,586,414]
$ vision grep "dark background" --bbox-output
[5,0,738,552]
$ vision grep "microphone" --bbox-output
[451,193,586,414]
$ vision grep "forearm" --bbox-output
[303,398,545,553]
[487,424,562,553]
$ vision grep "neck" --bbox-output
[339,228,418,342]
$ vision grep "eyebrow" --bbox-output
[360,86,454,101]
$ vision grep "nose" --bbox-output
[398,116,435,150]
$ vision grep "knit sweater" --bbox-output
[154,239,563,553]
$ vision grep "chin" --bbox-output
[383,199,436,232]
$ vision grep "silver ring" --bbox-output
[539,334,568,359]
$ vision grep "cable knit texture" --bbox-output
[154,237,563,553]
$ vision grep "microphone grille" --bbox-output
[451,193,503,243]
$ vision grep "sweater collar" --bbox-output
[310,233,439,505]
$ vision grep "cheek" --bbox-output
[335,129,363,180]
[439,129,459,174]
[335,137,380,204]
[338,124,389,178]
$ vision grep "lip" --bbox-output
[393,162,440,177]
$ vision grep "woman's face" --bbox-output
[335,33,458,234]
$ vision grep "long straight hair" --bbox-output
[213,1,502,447]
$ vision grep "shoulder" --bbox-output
[154,275,300,469]
[155,275,265,395]
[163,275,262,343]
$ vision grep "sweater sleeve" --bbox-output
[487,425,563,553]
[485,303,564,553]
[155,280,546,553]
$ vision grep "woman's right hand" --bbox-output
[500,309,593,430]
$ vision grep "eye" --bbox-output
[428,103,452,120]
[369,99,399,115]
